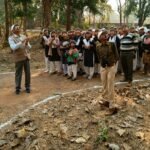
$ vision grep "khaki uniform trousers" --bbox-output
[100,65,116,103]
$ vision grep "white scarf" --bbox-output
[76,37,81,46]
[109,35,116,43]
[83,39,91,46]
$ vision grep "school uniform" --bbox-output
[93,36,100,74]
[43,35,50,72]
[60,40,70,75]
[65,48,79,80]
[49,38,61,74]
[74,36,84,74]
[83,38,95,79]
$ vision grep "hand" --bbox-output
[85,46,90,49]
[25,38,29,45]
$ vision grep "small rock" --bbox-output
[145,94,150,100]
[12,117,20,124]
[108,143,120,150]
[122,143,132,150]
[126,116,137,122]
[117,129,126,137]
[59,124,68,139]
[85,107,90,113]
[42,109,48,114]
[10,139,20,148]
[84,144,93,150]
[82,133,90,140]
[0,140,7,147]
[119,122,133,128]
[48,112,54,117]
[135,132,145,140]
[18,118,32,126]
[25,126,37,132]
[75,137,86,144]
[51,131,59,137]
[16,128,27,138]
[136,114,144,119]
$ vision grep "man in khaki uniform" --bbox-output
[8,24,31,94]
[96,31,119,109]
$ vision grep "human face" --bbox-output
[44,30,49,35]
[75,31,81,37]
[123,28,129,35]
[100,34,107,43]
[85,33,91,39]
[13,26,20,35]
[110,30,115,37]
[70,42,75,48]
[51,32,56,38]
[139,29,144,35]
[63,33,68,40]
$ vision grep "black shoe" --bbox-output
[120,79,128,82]
[63,74,68,77]
[105,107,119,116]
[127,81,132,87]
[72,78,76,81]
[99,100,110,108]
[67,76,72,79]
[16,90,20,95]
[26,89,30,93]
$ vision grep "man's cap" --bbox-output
[10,24,19,31]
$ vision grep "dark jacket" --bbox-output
[96,42,119,67]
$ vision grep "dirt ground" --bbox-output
[0,81,150,149]
[0,39,150,149]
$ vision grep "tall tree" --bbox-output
[42,0,55,28]
[4,0,9,45]
[124,0,150,26]
[66,0,72,31]
[117,0,123,25]
[12,0,33,31]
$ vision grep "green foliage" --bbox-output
[96,126,109,143]
[0,0,5,24]
[50,0,110,28]
[12,0,36,19]
[124,0,150,25]
[2,0,112,29]
[95,122,109,145]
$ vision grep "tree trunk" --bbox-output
[8,0,13,26]
[42,0,53,28]
[93,14,96,28]
[76,10,83,28]
[89,10,91,26]
[118,0,122,25]
[138,0,147,26]
[23,1,27,32]
[4,0,9,46]
[66,0,71,31]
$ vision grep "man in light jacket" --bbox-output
[8,24,31,94]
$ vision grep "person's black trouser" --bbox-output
[120,52,134,82]
[15,59,30,91]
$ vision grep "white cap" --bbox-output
[98,31,102,39]
[10,24,19,31]
[139,26,144,30]
[10,24,16,31]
